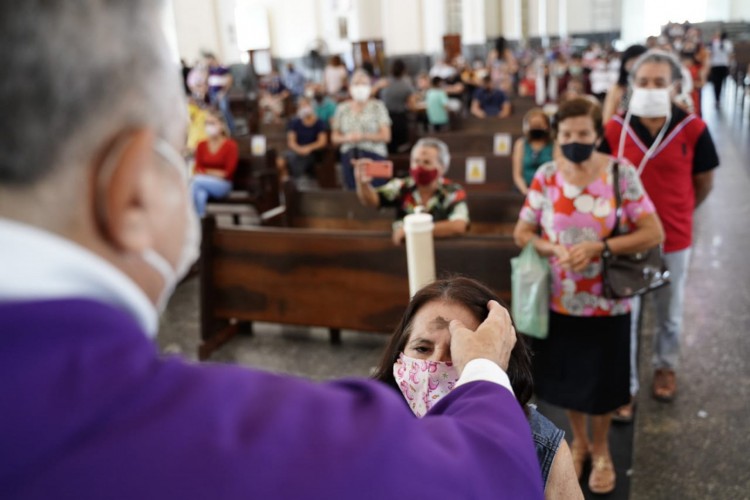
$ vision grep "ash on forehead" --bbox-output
[428,316,451,330]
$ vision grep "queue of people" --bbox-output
[348,39,721,497]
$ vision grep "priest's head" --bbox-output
[0,0,196,310]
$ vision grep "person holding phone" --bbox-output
[355,138,469,245]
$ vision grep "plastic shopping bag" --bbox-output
[511,242,550,339]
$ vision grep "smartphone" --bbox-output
[365,160,394,179]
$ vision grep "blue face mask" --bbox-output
[561,142,596,164]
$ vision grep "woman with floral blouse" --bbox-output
[513,98,664,495]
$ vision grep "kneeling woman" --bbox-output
[373,277,583,500]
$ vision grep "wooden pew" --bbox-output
[428,130,522,156]
[205,143,280,224]
[199,217,520,359]
[266,182,524,235]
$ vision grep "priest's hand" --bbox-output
[449,300,516,374]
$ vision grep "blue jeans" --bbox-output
[651,248,692,371]
[340,149,388,190]
[191,175,233,217]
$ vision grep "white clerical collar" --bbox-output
[0,218,158,338]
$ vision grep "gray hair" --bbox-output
[412,138,451,174]
[0,0,183,186]
[629,49,683,84]
[350,69,371,84]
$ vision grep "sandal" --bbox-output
[612,398,636,424]
[653,368,677,402]
[570,441,591,480]
[588,453,616,495]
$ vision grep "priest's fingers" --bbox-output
[449,300,515,374]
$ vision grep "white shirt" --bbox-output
[711,39,733,67]
[0,218,158,337]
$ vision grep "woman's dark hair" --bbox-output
[372,277,534,408]
[618,44,648,86]
[391,59,406,78]
[555,97,603,138]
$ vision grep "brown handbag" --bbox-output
[601,162,670,299]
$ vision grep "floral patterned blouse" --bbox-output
[331,100,391,157]
[519,160,656,317]
[377,177,469,230]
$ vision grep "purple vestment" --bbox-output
[0,299,543,499]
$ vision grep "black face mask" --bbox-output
[561,142,596,164]
[528,128,549,140]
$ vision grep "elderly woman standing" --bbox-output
[355,138,468,245]
[331,69,392,190]
[513,98,663,495]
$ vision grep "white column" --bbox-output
[706,0,730,20]
[161,0,181,64]
[500,0,522,41]
[170,0,223,63]
[620,0,648,46]
[462,0,487,45]
[382,0,423,55]
[484,0,503,39]
[558,0,568,40]
[421,0,446,55]
[731,0,750,19]
[538,0,549,47]
[348,0,383,41]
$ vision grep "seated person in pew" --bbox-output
[471,75,511,119]
[512,108,554,195]
[425,76,450,132]
[1,2,547,497]
[354,138,469,245]
[331,69,392,190]
[281,97,327,184]
[373,277,583,500]
[190,110,239,217]
[305,83,337,126]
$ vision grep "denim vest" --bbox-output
[528,404,565,488]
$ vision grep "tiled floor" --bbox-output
[157,83,750,499]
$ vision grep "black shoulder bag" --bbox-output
[601,162,670,299]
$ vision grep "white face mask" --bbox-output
[628,87,672,117]
[350,84,371,102]
[142,139,202,312]
[205,124,221,138]
[393,353,459,418]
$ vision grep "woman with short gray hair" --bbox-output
[354,138,469,245]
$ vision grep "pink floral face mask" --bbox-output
[393,353,459,417]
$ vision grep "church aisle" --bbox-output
[630,86,750,499]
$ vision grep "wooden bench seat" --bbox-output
[199,216,521,358]
[264,182,524,235]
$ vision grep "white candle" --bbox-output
[404,211,436,297]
